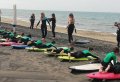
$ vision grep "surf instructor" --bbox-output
[99,47,119,73]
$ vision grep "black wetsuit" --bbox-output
[67,24,75,43]
[53,48,70,54]
[70,50,99,59]
[117,29,120,47]
[101,52,116,72]
[49,18,56,37]
[30,15,35,29]
[37,17,50,38]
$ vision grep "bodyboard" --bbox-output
[0,39,7,42]
[58,56,90,61]
[69,63,101,71]
[75,39,90,44]
[26,47,49,52]
[12,45,28,49]
[0,42,21,46]
[87,72,120,80]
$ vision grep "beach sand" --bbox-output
[1,17,116,43]
[0,18,119,82]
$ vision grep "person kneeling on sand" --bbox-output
[99,47,119,73]
[61,47,100,60]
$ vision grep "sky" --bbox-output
[0,0,120,12]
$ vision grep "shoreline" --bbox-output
[1,17,116,43]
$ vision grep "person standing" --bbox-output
[67,13,76,43]
[36,12,51,42]
[114,22,120,47]
[49,13,56,38]
[0,9,2,26]
[30,13,35,29]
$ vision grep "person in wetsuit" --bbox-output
[36,12,51,41]
[67,13,76,43]
[20,34,32,45]
[68,47,99,59]
[49,13,56,38]
[114,22,120,47]
[27,40,54,48]
[50,47,74,54]
[2,31,18,42]
[99,47,119,73]
[30,13,35,29]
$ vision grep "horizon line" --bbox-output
[1,8,120,14]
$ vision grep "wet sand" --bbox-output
[0,18,119,82]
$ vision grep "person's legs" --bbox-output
[69,33,73,42]
[117,30,120,47]
[70,27,74,42]
[68,26,74,43]
[31,21,34,29]
[70,51,83,58]
[68,30,71,43]
[41,27,44,38]
[30,23,32,29]
[117,36,120,47]
[52,48,62,54]
[52,26,55,37]
[0,16,1,26]
[44,27,47,38]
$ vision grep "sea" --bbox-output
[1,9,120,34]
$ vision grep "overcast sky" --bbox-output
[0,0,120,12]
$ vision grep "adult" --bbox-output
[67,13,76,43]
[30,13,35,29]
[49,13,56,38]
[0,9,1,26]
[36,12,51,42]
[114,22,120,47]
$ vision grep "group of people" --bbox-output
[29,12,120,74]
[1,28,120,74]
[97,22,120,73]
[29,13,56,41]
[29,12,76,44]
[0,29,55,49]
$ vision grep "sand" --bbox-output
[1,17,117,43]
[0,18,119,82]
